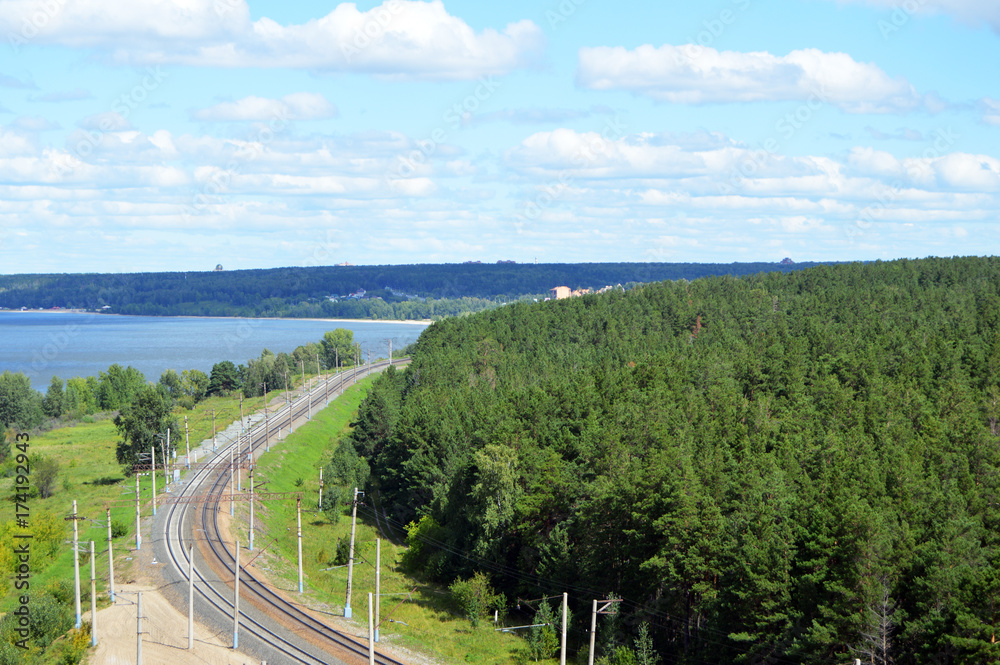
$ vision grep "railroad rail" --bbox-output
[158,360,409,665]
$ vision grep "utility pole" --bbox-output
[318,467,323,510]
[134,473,141,551]
[249,465,255,551]
[188,544,195,650]
[233,539,240,650]
[137,591,143,665]
[229,446,235,517]
[150,445,156,516]
[239,393,244,432]
[296,497,304,593]
[185,416,190,469]
[388,339,392,365]
[212,409,217,452]
[323,354,330,405]
[236,432,242,492]
[284,370,290,407]
[166,428,170,484]
[106,508,115,603]
[335,348,340,395]
[262,382,269,452]
[561,593,568,665]
[368,592,376,665]
[588,598,622,665]
[375,538,381,642]
[89,540,97,646]
[72,500,81,628]
[345,487,362,618]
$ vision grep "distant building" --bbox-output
[780,257,795,265]
[337,261,353,266]
[215,264,224,271]
[497,259,516,264]
[550,286,572,299]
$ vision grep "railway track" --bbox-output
[158,361,409,665]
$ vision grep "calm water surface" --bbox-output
[0,312,429,391]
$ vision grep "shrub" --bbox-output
[449,571,504,628]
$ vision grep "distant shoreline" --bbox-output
[0,309,432,325]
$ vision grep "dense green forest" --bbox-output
[0,262,822,318]
[340,256,1000,664]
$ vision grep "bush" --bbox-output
[449,571,504,628]
[111,520,129,539]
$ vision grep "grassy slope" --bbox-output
[0,371,326,613]
[249,378,534,665]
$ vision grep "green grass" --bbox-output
[249,378,535,665]
[0,372,333,613]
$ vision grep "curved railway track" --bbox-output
[158,361,408,665]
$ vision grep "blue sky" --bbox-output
[0,0,997,272]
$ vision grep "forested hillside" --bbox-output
[345,256,1000,664]
[0,262,822,317]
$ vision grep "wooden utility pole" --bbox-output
[106,508,115,602]
[344,487,361,618]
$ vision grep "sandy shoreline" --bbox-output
[0,310,432,325]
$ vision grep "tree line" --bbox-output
[0,262,823,316]
[340,256,1000,665]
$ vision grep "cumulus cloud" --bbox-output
[577,44,926,113]
[192,93,338,122]
[0,0,543,80]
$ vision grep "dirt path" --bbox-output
[88,583,253,665]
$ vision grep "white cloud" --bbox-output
[577,44,925,113]
[192,93,337,122]
[0,0,543,80]
[826,0,1000,33]
[981,98,1000,126]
